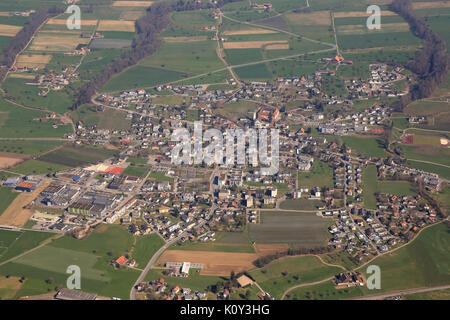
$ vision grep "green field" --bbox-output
[38,145,117,168]
[0,98,72,138]
[2,78,77,115]
[298,160,334,188]
[0,225,138,299]
[357,222,450,294]
[161,10,216,37]
[141,40,225,75]
[399,145,450,167]
[234,63,273,80]
[101,65,185,92]
[287,222,450,300]
[132,234,165,268]
[406,160,450,181]
[0,230,53,264]
[341,136,388,158]
[122,165,150,178]
[0,187,19,216]
[363,165,417,210]
[170,229,255,253]
[338,32,421,50]
[404,288,450,300]
[0,140,64,156]
[11,159,70,175]
[249,255,342,299]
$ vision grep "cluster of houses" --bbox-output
[345,64,408,98]
[136,278,208,300]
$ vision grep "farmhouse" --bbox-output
[237,275,254,288]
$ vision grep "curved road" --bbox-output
[129,233,186,300]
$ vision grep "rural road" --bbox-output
[129,232,189,300]
[350,285,450,300]
[0,233,63,267]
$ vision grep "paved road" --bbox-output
[129,233,186,300]
[351,285,450,300]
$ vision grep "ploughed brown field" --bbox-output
[0,152,30,169]
[157,250,258,276]
[0,180,50,227]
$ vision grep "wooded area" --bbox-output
[392,0,449,110]
[73,0,243,108]
[0,7,63,83]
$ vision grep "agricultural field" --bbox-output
[37,144,117,168]
[248,211,330,246]
[1,77,77,115]
[161,10,217,37]
[16,54,52,69]
[279,199,326,211]
[98,20,135,32]
[101,66,185,92]
[399,144,450,167]
[0,187,19,216]
[0,97,72,138]
[9,160,69,175]
[404,101,450,116]
[0,229,54,263]
[139,40,225,76]
[0,23,21,37]
[28,32,91,52]
[249,255,342,299]
[0,224,139,299]
[157,249,258,276]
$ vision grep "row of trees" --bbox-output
[0,6,63,83]
[73,0,244,109]
[253,246,333,268]
[391,0,449,110]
